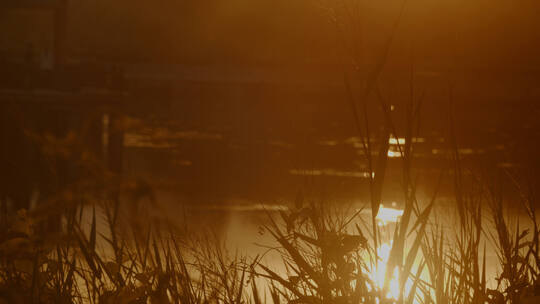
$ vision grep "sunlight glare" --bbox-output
[387,150,402,158]
[388,137,406,145]
[367,241,400,300]
[367,241,418,302]
[376,205,404,226]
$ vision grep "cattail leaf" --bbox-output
[89,205,96,253]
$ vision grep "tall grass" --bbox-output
[0,198,254,303]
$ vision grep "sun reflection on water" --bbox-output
[367,205,424,303]
[371,241,400,300]
[376,205,404,226]
[364,205,411,302]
